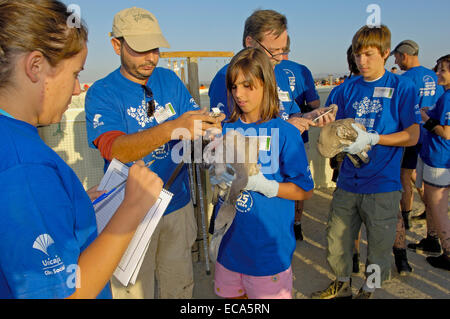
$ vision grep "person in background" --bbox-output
[392,40,444,227]
[312,25,420,299]
[413,54,450,271]
[85,7,224,299]
[278,36,321,241]
[390,40,444,274]
[391,66,398,73]
[0,0,163,299]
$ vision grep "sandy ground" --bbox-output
[192,188,450,299]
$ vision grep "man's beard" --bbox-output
[121,55,157,81]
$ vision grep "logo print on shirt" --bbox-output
[235,191,253,213]
[127,100,159,128]
[93,114,104,129]
[33,234,67,276]
[421,75,437,97]
[152,144,170,160]
[33,234,55,256]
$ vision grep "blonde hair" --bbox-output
[352,25,391,61]
[226,47,279,123]
[0,0,88,89]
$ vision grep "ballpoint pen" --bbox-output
[92,160,155,206]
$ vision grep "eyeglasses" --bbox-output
[253,38,285,60]
[142,85,156,118]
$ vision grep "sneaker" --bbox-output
[294,222,303,241]
[352,253,360,273]
[311,279,352,299]
[353,288,373,299]
[411,210,426,222]
[393,248,413,275]
[407,237,441,256]
[401,211,410,230]
[426,254,450,271]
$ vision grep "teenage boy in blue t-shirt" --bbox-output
[85,7,224,299]
[312,25,421,299]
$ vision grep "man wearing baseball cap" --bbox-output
[391,39,444,275]
[85,7,224,299]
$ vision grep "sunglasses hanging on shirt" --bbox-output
[142,85,156,118]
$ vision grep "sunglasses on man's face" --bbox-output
[142,85,156,118]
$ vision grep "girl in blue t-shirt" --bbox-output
[414,54,450,271]
[213,48,314,299]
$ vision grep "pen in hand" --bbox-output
[92,160,155,206]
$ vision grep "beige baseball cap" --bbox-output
[110,7,170,52]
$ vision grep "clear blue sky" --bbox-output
[62,0,450,84]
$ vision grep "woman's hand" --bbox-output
[87,185,105,202]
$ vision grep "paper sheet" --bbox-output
[94,159,173,287]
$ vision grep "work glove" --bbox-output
[343,124,379,154]
[244,171,279,198]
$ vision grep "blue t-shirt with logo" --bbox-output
[208,64,300,121]
[277,60,320,144]
[402,66,445,144]
[329,70,421,194]
[402,66,444,108]
[420,89,450,168]
[85,68,199,215]
[0,116,112,299]
[214,118,314,276]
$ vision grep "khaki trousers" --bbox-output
[326,188,401,283]
[111,201,197,299]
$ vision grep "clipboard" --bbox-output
[94,159,173,286]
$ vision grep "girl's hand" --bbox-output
[87,185,106,202]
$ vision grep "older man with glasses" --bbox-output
[85,7,224,299]
[209,9,334,135]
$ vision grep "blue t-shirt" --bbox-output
[329,70,421,193]
[420,89,450,168]
[208,64,300,121]
[215,118,314,276]
[402,66,445,144]
[402,66,444,108]
[0,116,112,299]
[85,68,199,215]
[277,60,320,144]
[326,75,362,106]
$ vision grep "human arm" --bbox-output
[110,108,225,164]
[377,124,420,146]
[421,108,450,140]
[245,172,313,201]
[67,161,163,299]
[344,123,419,154]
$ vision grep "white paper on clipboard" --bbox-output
[94,159,173,287]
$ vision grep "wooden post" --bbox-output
[187,57,201,107]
